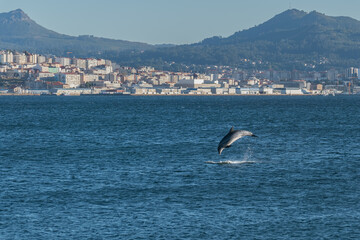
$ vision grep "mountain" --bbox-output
[2,9,360,70]
[115,9,360,70]
[225,9,360,42]
[0,9,154,56]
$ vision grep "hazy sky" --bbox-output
[1,0,360,44]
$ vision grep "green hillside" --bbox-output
[0,9,154,57]
[112,9,360,70]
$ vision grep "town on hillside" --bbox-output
[1,50,359,96]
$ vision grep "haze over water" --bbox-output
[1,96,359,239]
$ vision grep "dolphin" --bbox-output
[218,127,257,155]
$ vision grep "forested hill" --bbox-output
[2,9,360,70]
[0,9,154,56]
[113,9,360,70]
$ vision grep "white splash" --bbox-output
[206,147,257,165]
[205,160,256,165]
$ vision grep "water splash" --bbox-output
[205,160,256,165]
[206,147,257,165]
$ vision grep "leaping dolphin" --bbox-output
[218,127,257,155]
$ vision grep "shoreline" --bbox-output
[129,93,322,96]
[0,93,342,97]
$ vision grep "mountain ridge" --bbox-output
[0,9,154,56]
[2,9,360,70]
[199,9,360,44]
[120,9,360,70]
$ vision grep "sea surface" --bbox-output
[0,95,359,239]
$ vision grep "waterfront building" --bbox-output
[261,86,274,94]
[236,87,260,95]
[156,88,182,95]
[131,88,157,95]
[81,74,99,83]
[59,73,81,88]
[51,88,96,95]
[176,79,220,88]
[353,86,360,94]
[285,88,308,95]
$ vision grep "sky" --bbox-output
[1,0,360,45]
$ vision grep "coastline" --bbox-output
[0,93,329,97]
[129,93,321,96]
[0,93,42,96]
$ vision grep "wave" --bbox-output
[205,160,257,165]
[206,146,257,165]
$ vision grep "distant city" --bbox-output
[0,50,359,96]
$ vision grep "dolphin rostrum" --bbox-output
[218,127,257,155]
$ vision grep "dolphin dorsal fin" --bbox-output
[229,126,235,133]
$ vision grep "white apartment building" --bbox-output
[97,59,106,65]
[27,54,38,64]
[38,72,55,79]
[106,72,119,82]
[345,67,359,79]
[73,58,87,69]
[0,65,8,72]
[176,78,204,88]
[87,58,98,69]
[14,54,27,64]
[0,53,6,64]
[55,57,71,66]
[92,65,113,75]
[81,74,99,83]
[37,55,46,64]
[170,74,180,83]
[105,60,112,66]
[59,73,81,88]
[0,51,14,64]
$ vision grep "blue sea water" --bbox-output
[0,95,359,239]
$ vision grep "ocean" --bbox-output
[1,95,359,239]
